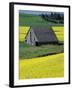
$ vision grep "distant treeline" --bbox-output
[41,12,64,24]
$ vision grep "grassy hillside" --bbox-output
[19,14,63,27]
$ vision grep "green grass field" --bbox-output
[19,42,63,59]
[19,14,63,27]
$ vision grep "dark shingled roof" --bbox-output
[32,27,58,42]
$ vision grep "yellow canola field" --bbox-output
[52,26,64,41]
[19,53,64,79]
[52,26,64,32]
[19,26,30,42]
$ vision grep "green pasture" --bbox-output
[19,14,63,27]
[19,42,64,59]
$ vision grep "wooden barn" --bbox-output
[25,27,58,46]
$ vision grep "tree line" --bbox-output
[41,12,64,24]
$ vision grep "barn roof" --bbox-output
[32,27,58,42]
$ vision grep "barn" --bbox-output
[25,27,58,46]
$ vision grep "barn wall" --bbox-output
[32,29,38,45]
[25,29,31,45]
[25,28,38,45]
